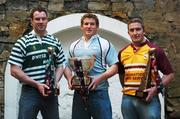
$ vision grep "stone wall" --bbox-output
[0,0,180,118]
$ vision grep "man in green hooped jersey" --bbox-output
[8,6,66,119]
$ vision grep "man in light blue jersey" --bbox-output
[64,13,118,119]
[8,6,66,119]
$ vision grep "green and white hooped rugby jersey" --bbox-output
[8,31,66,83]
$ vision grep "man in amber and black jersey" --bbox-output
[118,17,174,119]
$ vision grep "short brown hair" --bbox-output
[30,6,48,19]
[128,17,144,30]
[81,13,99,27]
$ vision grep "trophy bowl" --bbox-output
[68,56,95,89]
[69,56,95,71]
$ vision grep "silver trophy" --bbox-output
[69,56,95,90]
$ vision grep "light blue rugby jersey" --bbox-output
[69,34,118,90]
[8,31,66,84]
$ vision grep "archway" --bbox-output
[4,13,164,119]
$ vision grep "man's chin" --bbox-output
[38,29,46,32]
[132,38,143,42]
[85,33,93,36]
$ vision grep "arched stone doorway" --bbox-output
[4,13,164,119]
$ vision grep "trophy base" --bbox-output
[55,88,60,95]
[135,90,148,99]
[45,88,60,96]
[71,76,91,90]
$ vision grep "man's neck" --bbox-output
[83,36,91,42]
[133,39,146,47]
[35,30,47,37]
[83,34,97,42]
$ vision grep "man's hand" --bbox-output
[68,76,73,90]
[36,83,50,96]
[144,86,158,102]
[88,76,101,90]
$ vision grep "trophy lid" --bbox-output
[47,47,54,54]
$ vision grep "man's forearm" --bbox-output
[162,73,174,87]
[99,63,118,81]
[55,66,64,82]
[64,66,73,81]
[10,64,39,88]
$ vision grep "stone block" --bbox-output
[0,74,3,86]
[0,0,6,4]
[112,11,127,19]
[9,22,28,41]
[165,12,180,25]
[0,14,4,21]
[0,62,6,75]
[144,21,169,33]
[48,2,64,12]
[0,88,3,104]
[111,0,124,2]
[112,2,124,11]
[88,2,110,11]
